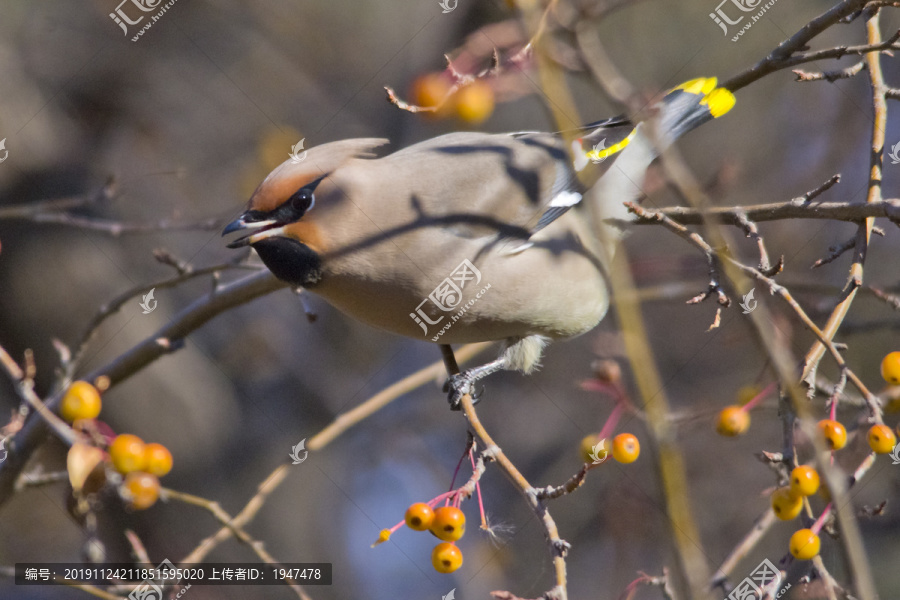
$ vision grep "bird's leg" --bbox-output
[439,344,506,410]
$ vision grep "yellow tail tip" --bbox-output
[673,77,718,96]
[702,87,736,118]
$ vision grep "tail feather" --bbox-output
[583,77,735,261]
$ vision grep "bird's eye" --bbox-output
[290,189,314,213]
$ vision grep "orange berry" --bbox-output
[881,351,900,385]
[455,80,495,124]
[818,419,847,451]
[789,528,820,560]
[405,503,435,531]
[430,506,466,541]
[771,487,803,520]
[717,405,750,436]
[789,465,820,497]
[109,434,147,474]
[867,423,896,454]
[143,443,173,477]
[60,381,102,422]
[431,542,463,573]
[612,433,640,464]
[411,73,453,117]
[121,472,160,510]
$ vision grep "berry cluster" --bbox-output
[60,379,173,511]
[374,499,468,574]
[757,352,900,561]
[410,74,495,124]
[373,441,489,575]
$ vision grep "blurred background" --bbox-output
[0,0,899,598]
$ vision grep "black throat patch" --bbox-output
[253,238,323,287]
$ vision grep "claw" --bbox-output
[444,372,477,411]
[471,385,485,405]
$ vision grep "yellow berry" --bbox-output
[612,433,640,464]
[881,351,900,385]
[430,506,466,541]
[789,465,820,497]
[867,423,896,454]
[405,503,435,531]
[790,528,821,560]
[717,405,750,436]
[455,80,495,124]
[771,487,803,521]
[60,381,102,422]
[143,443,173,477]
[431,542,463,573]
[818,419,847,451]
[109,434,147,474]
[121,472,160,510]
[371,529,391,547]
[580,434,610,464]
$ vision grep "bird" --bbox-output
[223,77,736,407]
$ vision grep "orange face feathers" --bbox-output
[222,138,388,285]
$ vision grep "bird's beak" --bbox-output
[222,215,282,249]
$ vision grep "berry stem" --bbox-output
[810,502,832,535]
[741,381,777,412]
[597,402,624,441]
[470,449,487,529]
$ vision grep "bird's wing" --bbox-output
[377,130,631,241]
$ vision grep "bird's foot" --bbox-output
[443,372,484,411]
